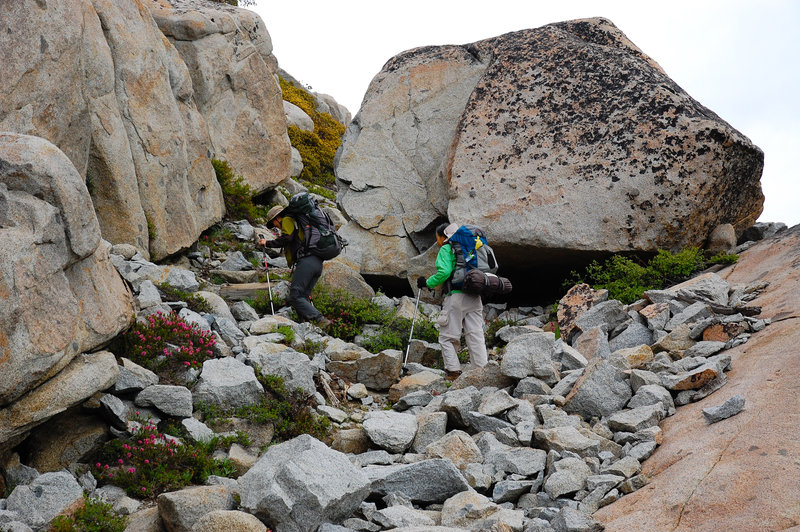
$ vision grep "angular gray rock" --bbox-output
[702,394,746,424]
[562,357,632,420]
[500,332,559,383]
[135,385,193,418]
[229,301,260,322]
[533,426,601,458]
[607,404,665,433]
[609,322,653,352]
[362,411,418,453]
[239,435,371,531]
[114,358,159,394]
[157,485,235,532]
[212,317,246,348]
[6,471,83,530]
[574,301,629,338]
[627,384,675,415]
[411,412,448,454]
[544,457,592,499]
[244,345,316,397]
[192,357,264,410]
[364,459,470,503]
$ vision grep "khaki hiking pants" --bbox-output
[438,292,488,372]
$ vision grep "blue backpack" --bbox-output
[446,225,512,299]
[447,225,499,288]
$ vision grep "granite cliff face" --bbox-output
[336,18,764,280]
[0,0,290,260]
[0,133,132,443]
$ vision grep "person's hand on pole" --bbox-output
[416,276,427,289]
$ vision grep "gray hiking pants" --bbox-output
[289,255,324,321]
[438,292,488,372]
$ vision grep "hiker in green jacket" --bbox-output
[417,222,488,380]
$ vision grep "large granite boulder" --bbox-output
[148,0,291,193]
[238,434,371,532]
[1,0,293,260]
[336,17,763,279]
[0,134,132,419]
[0,0,226,260]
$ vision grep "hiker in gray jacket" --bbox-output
[259,205,331,329]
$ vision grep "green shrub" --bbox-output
[274,325,295,344]
[485,318,518,348]
[198,374,330,444]
[119,311,215,382]
[199,225,243,255]
[305,182,337,201]
[212,159,271,223]
[707,252,739,265]
[247,290,285,315]
[362,315,438,353]
[568,247,738,304]
[280,77,345,188]
[311,284,390,340]
[49,495,127,532]
[93,419,236,499]
[157,282,211,313]
[296,339,326,357]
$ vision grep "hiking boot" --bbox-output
[444,370,462,382]
[313,316,331,331]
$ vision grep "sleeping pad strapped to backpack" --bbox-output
[447,225,512,300]
[283,192,347,260]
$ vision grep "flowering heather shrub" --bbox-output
[122,312,215,380]
[94,418,235,499]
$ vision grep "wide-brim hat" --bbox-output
[266,205,285,223]
[443,223,459,241]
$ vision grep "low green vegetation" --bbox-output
[305,182,337,201]
[92,418,237,499]
[247,289,286,315]
[274,325,296,344]
[485,318,518,348]
[568,247,739,304]
[197,373,330,444]
[212,159,272,223]
[157,282,211,313]
[49,495,128,532]
[144,213,157,242]
[311,284,438,351]
[280,77,345,188]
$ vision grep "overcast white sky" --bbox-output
[250,0,798,227]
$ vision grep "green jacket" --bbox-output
[426,243,463,294]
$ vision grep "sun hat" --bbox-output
[443,223,459,241]
[266,205,285,223]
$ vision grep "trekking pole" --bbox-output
[260,244,275,316]
[403,287,423,367]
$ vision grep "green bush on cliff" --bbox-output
[568,247,738,304]
[212,159,271,223]
[280,77,345,188]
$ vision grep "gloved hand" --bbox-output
[416,276,427,289]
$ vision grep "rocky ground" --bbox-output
[0,222,793,532]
